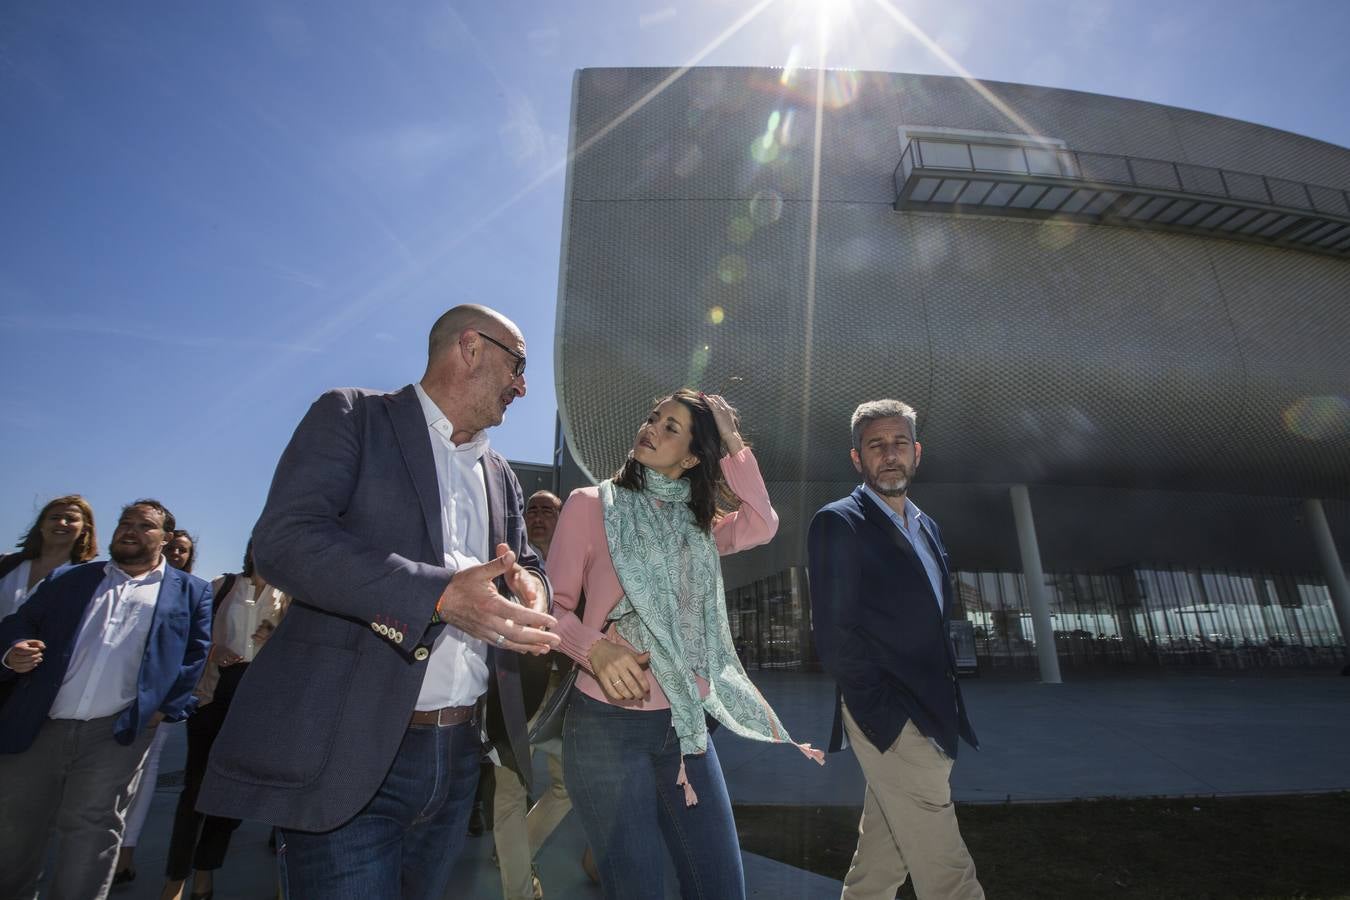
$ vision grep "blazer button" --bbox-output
[370,622,379,632]
[394,630,404,643]
[414,647,430,661]
[379,624,390,636]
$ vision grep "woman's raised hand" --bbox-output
[702,393,744,456]
[588,639,651,703]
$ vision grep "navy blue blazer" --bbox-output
[808,487,977,758]
[0,560,212,754]
[198,385,547,833]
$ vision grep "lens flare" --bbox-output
[728,216,754,245]
[771,69,862,110]
[717,254,748,284]
[821,70,861,108]
[708,305,726,325]
[780,45,802,85]
[673,143,703,178]
[750,134,780,164]
[1281,396,1350,440]
[687,343,711,385]
[749,190,784,225]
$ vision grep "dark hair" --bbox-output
[241,538,255,578]
[122,498,176,535]
[168,530,197,573]
[611,388,739,533]
[17,495,98,563]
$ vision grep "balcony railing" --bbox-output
[893,138,1350,258]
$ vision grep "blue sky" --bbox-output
[3,0,1348,578]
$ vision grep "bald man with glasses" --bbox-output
[198,304,558,899]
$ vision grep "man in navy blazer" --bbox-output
[198,304,558,898]
[808,400,983,900]
[0,499,211,900]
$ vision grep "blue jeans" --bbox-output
[277,719,480,900]
[563,691,745,900]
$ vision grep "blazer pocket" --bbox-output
[207,641,356,788]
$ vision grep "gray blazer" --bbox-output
[197,384,544,832]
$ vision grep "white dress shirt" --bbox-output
[0,558,35,621]
[48,559,167,721]
[219,578,287,662]
[414,382,492,710]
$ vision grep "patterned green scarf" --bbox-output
[600,467,822,803]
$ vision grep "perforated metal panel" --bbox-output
[556,68,1350,582]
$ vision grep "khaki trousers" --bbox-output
[841,705,983,900]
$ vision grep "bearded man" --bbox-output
[0,499,212,900]
[807,400,983,900]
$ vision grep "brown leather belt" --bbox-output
[409,705,476,728]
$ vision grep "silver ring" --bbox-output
[611,679,622,686]
[495,634,506,647]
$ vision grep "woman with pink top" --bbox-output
[550,389,822,900]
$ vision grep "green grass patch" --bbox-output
[735,794,1350,899]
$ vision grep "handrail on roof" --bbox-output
[894,137,1350,219]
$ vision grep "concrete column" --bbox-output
[1010,484,1062,683]
[1187,572,1211,645]
[1304,498,1350,651]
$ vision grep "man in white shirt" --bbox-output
[197,304,558,899]
[0,499,213,900]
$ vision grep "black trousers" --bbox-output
[164,664,245,880]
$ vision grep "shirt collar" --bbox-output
[414,382,491,458]
[105,556,168,584]
[861,484,923,531]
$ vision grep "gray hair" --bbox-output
[850,399,918,450]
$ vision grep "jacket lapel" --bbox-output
[482,453,506,552]
[139,566,185,682]
[56,564,113,666]
[917,517,952,617]
[481,452,532,791]
[387,384,445,558]
[854,487,942,615]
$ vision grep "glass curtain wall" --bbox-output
[955,568,1345,670]
[729,566,1344,671]
[726,568,815,670]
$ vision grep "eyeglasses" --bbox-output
[477,331,526,378]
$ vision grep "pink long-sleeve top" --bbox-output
[547,447,779,710]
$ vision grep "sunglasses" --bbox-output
[477,331,526,378]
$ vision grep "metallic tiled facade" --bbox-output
[554,68,1350,586]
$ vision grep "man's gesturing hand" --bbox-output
[503,544,549,616]
[435,545,559,655]
[3,639,46,673]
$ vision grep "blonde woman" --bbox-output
[0,495,97,619]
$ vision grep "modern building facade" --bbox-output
[552,67,1350,676]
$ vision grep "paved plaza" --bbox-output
[101,671,1350,899]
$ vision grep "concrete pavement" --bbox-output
[102,671,1350,899]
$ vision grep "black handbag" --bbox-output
[527,660,577,745]
[528,603,608,745]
